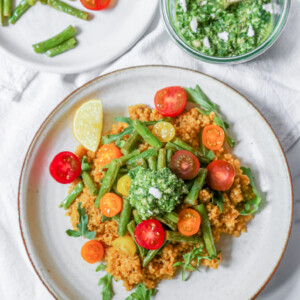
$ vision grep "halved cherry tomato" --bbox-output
[116,174,131,197]
[100,193,123,217]
[178,209,201,236]
[112,236,137,257]
[49,151,81,184]
[170,150,200,180]
[154,86,187,117]
[206,160,235,191]
[152,121,176,142]
[134,219,165,250]
[80,0,111,11]
[202,125,225,151]
[97,143,123,170]
[81,240,104,264]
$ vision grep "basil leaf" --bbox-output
[81,156,91,171]
[66,202,96,239]
[239,167,262,215]
[114,116,132,125]
[212,191,225,213]
[125,283,156,300]
[98,273,114,300]
[96,263,107,272]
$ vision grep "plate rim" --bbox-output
[0,2,158,74]
[18,65,294,299]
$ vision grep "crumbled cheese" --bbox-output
[203,36,210,48]
[218,31,229,42]
[211,13,216,19]
[190,17,198,33]
[247,24,255,37]
[200,0,207,6]
[263,3,280,14]
[149,187,162,199]
[179,0,187,12]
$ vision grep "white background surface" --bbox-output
[0,1,300,299]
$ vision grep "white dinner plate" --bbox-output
[18,66,293,300]
[0,1,158,74]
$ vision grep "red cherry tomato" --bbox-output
[206,160,235,191]
[154,86,187,117]
[80,0,111,11]
[134,219,165,250]
[49,151,81,184]
[170,150,200,180]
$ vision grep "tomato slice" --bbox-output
[206,160,235,191]
[49,151,81,184]
[152,121,176,142]
[81,240,104,264]
[80,0,111,11]
[178,209,201,236]
[202,125,225,151]
[134,219,165,250]
[100,193,123,217]
[154,86,187,117]
[170,150,200,180]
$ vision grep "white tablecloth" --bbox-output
[0,1,300,299]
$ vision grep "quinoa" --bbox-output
[67,105,253,290]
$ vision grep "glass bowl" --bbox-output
[160,0,291,64]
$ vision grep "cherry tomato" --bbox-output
[81,240,104,264]
[49,151,81,184]
[97,143,123,171]
[100,193,123,217]
[112,236,137,257]
[202,125,225,151]
[152,122,176,142]
[116,174,131,197]
[154,86,187,117]
[206,160,235,191]
[170,150,200,180]
[178,209,201,236]
[80,0,111,11]
[134,219,165,250]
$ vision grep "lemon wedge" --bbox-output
[73,99,103,152]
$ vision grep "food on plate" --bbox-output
[7,0,30,24]
[48,0,89,20]
[80,0,111,11]
[175,0,274,57]
[51,84,262,299]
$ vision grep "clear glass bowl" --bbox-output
[160,0,291,64]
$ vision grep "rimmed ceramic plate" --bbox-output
[0,1,158,74]
[18,66,293,299]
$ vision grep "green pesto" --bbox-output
[175,0,274,57]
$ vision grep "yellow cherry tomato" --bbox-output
[112,236,136,257]
[152,122,176,142]
[116,174,131,197]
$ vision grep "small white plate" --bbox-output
[0,1,158,74]
[18,66,293,299]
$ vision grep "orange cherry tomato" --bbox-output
[97,143,123,170]
[202,125,225,151]
[81,240,104,264]
[100,193,123,217]
[178,209,201,236]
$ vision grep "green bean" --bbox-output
[46,37,77,57]
[81,171,98,196]
[157,148,166,170]
[132,209,142,224]
[127,149,157,165]
[154,216,177,231]
[127,220,147,258]
[101,214,120,223]
[118,197,132,236]
[166,149,174,166]
[39,0,47,4]
[165,231,204,244]
[121,130,140,155]
[147,156,157,171]
[95,160,120,207]
[59,181,84,209]
[165,211,179,224]
[8,0,30,24]
[32,25,76,53]
[0,0,5,26]
[184,169,207,205]
[81,156,91,171]
[3,0,11,17]
[132,119,163,149]
[47,0,89,20]
[119,167,129,174]
[127,157,147,169]
[142,241,168,267]
[194,204,217,257]
[27,0,37,6]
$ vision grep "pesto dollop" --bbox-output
[128,167,188,220]
[175,0,274,57]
